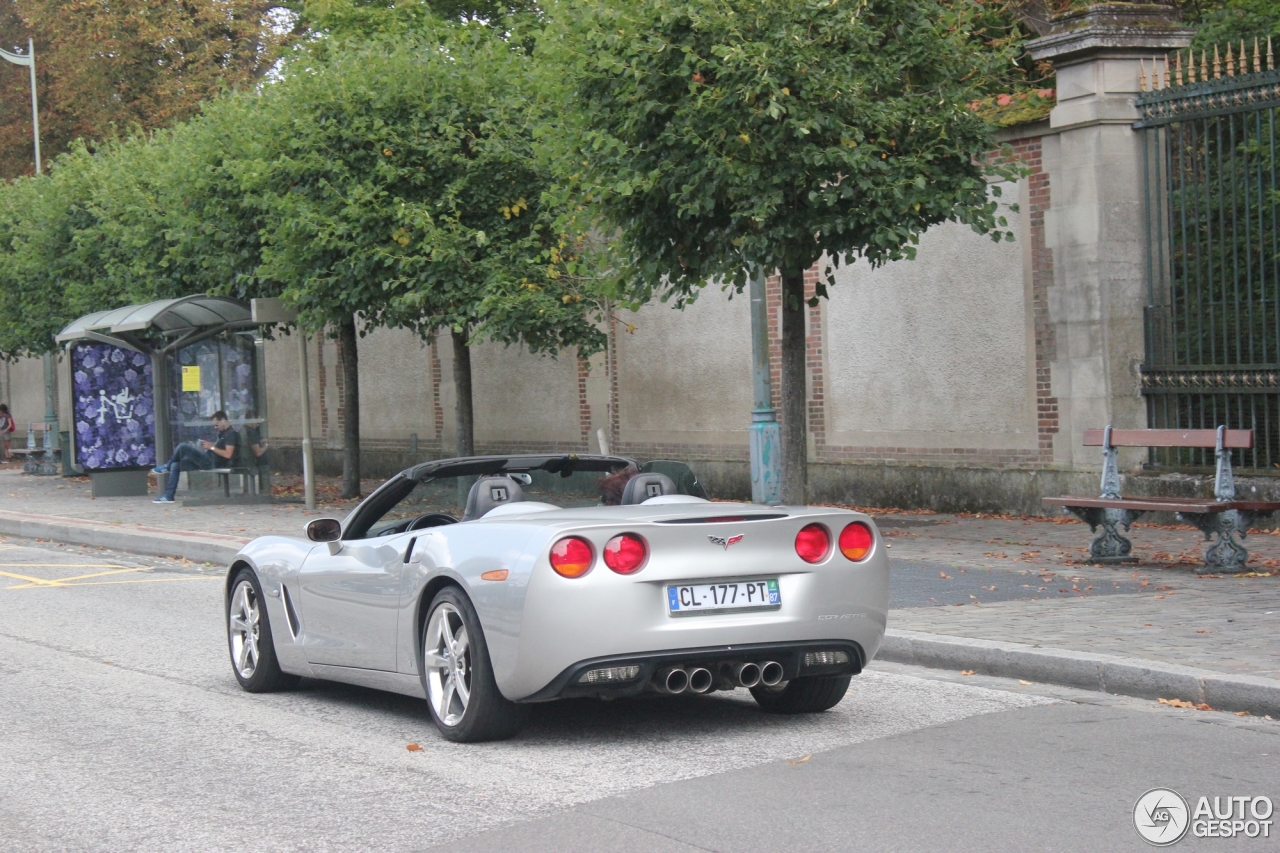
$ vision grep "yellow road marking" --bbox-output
[5,576,219,590]
[47,567,153,583]
[0,569,61,586]
[0,563,123,568]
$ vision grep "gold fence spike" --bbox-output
[1139,58,1148,91]
[1269,36,1274,72]
[1241,40,1247,74]
[1202,50,1210,81]
[1255,37,1262,73]
[1226,42,1234,76]
[1188,50,1197,83]
[1176,51,1184,85]
[1214,44,1221,78]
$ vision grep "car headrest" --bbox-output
[463,475,525,521]
[620,472,677,505]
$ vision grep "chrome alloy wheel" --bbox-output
[229,579,262,679]
[423,602,471,727]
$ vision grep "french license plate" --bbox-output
[667,579,780,616]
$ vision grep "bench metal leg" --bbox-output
[1066,506,1146,563]
[1178,509,1272,571]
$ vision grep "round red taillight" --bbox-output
[603,533,647,574]
[550,536,593,577]
[839,522,874,561]
[794,523,830,564]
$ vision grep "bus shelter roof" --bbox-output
[55,295,259,355]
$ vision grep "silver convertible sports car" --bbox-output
[225,454,889,742]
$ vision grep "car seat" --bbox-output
[463,475,525,520]
[620,472,677,505]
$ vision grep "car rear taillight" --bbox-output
[550,536,593,577]
[839,522,874,561]
[603,533,647,574]
[794,523,830,563]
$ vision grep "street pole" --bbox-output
[749,266,781,504]
[298,333,316,510]
[1,39,56,471]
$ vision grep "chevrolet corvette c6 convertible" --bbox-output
[225,454,888,741]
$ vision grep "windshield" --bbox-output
[350,459,707,540]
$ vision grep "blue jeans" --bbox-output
[163,442,215,500]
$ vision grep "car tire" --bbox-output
[420,586,527,743]
[227,568,299,693]
[750,674,852,714]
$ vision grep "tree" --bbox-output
[0,0,299,180]
[249,27,605,495]
[544,0,1018,502]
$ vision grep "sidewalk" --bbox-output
[2,465,1278,714]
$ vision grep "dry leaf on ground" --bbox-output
[406,743,423,752]
[960,670,975,676]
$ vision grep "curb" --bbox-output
[879,628,1280,717]
[0,510,247,565]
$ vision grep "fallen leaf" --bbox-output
[1144,623,1152,627]
[1236,711,1251,717]
[960,670,975,676]
[1139,579,1150,587]
[1155,594,1165,599]
[939,572,951,579]
[1196,629,1211,634]
[1158,698,1213,711]
[406,743,423,752]
[1019,680,1031,685]
[788,754,811,765]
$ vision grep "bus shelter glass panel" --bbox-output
[70,342,156,470]
[167,332,267,470]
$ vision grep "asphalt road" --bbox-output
[1,537,1277,852]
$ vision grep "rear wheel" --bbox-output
[750,674,852,714]
[420,586,527,742]
[227,569,299,692]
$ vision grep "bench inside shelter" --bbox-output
[1042,426,1280,570]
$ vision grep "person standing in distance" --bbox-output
[152,411,238,503]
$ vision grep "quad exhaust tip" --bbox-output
[732,662,762,688]
[760,661,785,687]
[687,667,714,694]
[655,666,689,694]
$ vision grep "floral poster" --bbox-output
[71,343,156,470]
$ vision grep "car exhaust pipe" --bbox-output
[687,667,714,694]
[759,661,785,687]
[654,666,689,694]
[732,662,762,688]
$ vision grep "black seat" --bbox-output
[620,472,677,505]
[463,475,525,520]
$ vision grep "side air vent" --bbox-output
[657,513,789,524]
[281,584,301,639]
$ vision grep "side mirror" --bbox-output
[306,518,342,543]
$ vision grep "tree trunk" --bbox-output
[452,327,474,457]
[338,315,361,499]
[779,265,808,505]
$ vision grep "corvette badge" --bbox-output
[708,534,744,550]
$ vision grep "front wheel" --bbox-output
[227,569,299,693]
[420,586,527,742]
[750,674,852,714]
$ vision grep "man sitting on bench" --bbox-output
[152,411,238,504]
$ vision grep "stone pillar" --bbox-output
[1028,4,1192,469]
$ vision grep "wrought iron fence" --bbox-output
[1137,40,1280,470]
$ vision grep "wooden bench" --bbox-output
[1043,426,1280,570]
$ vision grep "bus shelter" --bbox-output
[56,296,271,499]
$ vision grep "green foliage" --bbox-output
[1166,0,1280,51]
[542,0,1020,305]
[245,26,605,354]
